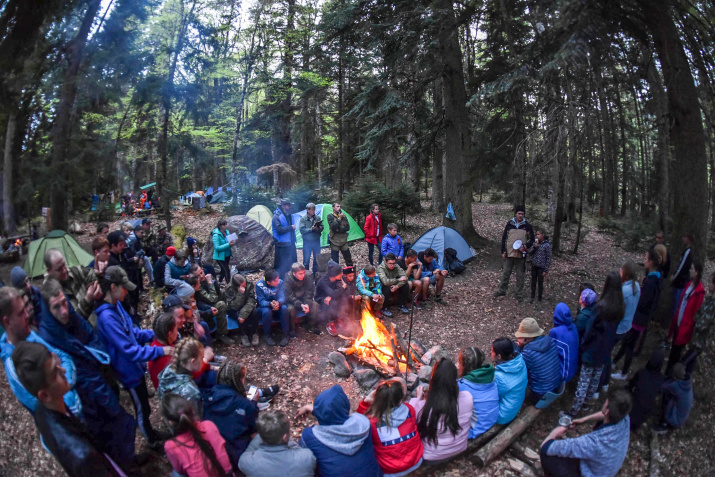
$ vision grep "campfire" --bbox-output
[341,308,423,377]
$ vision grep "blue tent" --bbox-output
[408,226,474,266]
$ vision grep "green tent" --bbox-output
[23,230,94,278]
[293,204,365,249]
[246,205,274,235]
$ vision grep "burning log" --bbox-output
[389,338,400,376]
[391,323,416,371]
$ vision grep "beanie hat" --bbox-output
[166,246,177,257]
[327,260,342,278]
[580,289,597,307]
[515,205,525,214]
[11,266,27,288]
[186,237,196,248]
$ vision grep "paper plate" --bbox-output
[512,239,523,250]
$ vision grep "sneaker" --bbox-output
[265,336,277,347]
[309,325,322,335]
[217,335,235,345]
[326,321,338,336]
[652,423,670,434]
[434,295,446,305]
[212,354,227,364]
[279,336,289,347]
[259,385,280,403]
[251,334,260,346]
[412,300,422,310]
[288,330,297,339]
[257,401,272,411]
[590,392,600,400]
[382,309,394,318]
[400,305,410,314]
[240,335,251,347]
[611,372,627,381]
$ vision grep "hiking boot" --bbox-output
[493,291,506,298]
[611,372,627,381]
[217,335,235,345]
[279,336,289,347]
[288,330,297,339]
[434,295,446,305]
[309,325,322,335]
[382,308,394,318]
[400,305,410,314]
[240,335,251,347]
[251,334,260,346]
[326,321,338,336]
[265,336,277,347]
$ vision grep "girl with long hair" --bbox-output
[162,393,232,477]
[410,358,473,463]
[357,378,423,476]
[666,260,705,376]
[457,347,500,438]
[491,337,528,425]
[158,337,212,417]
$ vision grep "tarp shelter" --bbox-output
[23,230,94,278]
[408,226,474,266]
[209,190,228,204]
[185,192,201,199]
[140,182,156,190]
[246,205,274,234]
[293,204,364,249]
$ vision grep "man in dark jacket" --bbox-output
[272,199,298,277]
[152,246,175,288]
[495,205,535,302]
[515,318,563,404]
[193,266,233,345]
[12,341,123,477]
[284,263,321,335]
[316,261,347,334]
[298,385,382,477]
[327,203,353,266]
[299,203,324,275]
[38,279,137,470]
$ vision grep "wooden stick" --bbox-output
[391,323,413,371]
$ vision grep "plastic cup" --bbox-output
[559,416,572,427]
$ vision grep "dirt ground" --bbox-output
[0,201,713,476]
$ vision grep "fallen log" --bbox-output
[507,458,538,477]
[411,425,503,476]
[473,406,542,468]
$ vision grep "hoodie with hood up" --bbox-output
[494,354,528,424]
[662,376,693,428]
[549,303,580,382]
[457,365,500,438]
[301,385,382,477]
[519,335,563,396]
[627,350,665,430]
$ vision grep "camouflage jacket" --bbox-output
[224,281,257,320]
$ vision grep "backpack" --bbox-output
[443,248,466,274]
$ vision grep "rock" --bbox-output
[431,349,452,366]
[202,215,275,271]
[328,351,352,378]
[405,373,419,391]
[411,382,429,398]
[354,369,380,389]
[410,339,427,357]
[421,345,441,365]
[418,365,433,382]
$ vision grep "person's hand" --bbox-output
[211,307,218,315]
[398,276,407,282]
[441,270,448,276]
[324,296,332,306]
[85,281,102,303]
[238,316,245,324]
[372,294,380,301]
[206,274,213,284]
[364,388,377,404]
[296,403,314,418]
[569,417,585,428]
[271,301,279,311]
[391,285,398,293]
[502,252,507,260]
[138,258,144,266]
[133,256,139,262]
[534,241,540,248]
[301,304,310,313]
[416,385,425,400]
[194,323,206,339]
[95,260,108,275]
[291,225,296,230]
[162,346,175,356]
[341,281,347,289]
[229,240,236,246]
[239,286,246,294]
[203,347,215,363]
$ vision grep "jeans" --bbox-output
[498,257,526,299]
[367,242,383,265]
[540,443,582,477]
[143,259,154,284]
[303,240,321,274]
[259,305,289,336]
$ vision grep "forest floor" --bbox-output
[0,200,713,476]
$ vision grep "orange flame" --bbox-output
[354,308,395,366]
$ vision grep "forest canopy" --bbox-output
[0,0,713,258]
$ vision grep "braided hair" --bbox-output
[161,394,227,477]
[217,361,248,398]
[153,312,177,345]
[173,337,203,375]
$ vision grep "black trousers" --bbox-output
[216,258,231,284]
[228,309,259,337]
[665,342,686,377]
[614,328,645,375]
[128,378,159,444]
[540,443,582,477]
[531,265,545,300]
[330,248,353,266]
[383,284,409,307]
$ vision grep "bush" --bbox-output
[343,181,420,228]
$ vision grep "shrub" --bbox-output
[343,181,420,228]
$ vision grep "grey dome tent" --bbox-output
[408,226,474,266]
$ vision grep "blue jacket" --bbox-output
[37,299,136,465]
[1,331,82,416]
[212,227,232,261]
[96,301,163,388]
[167,258,191,280]
[421,258,443,278]
[356,269,382,297]
[494,354,528,424]
[549,303,580,382]
[202,384,259,470]
[458,365,500,438]
[256,279,286,308]
[272,208,296,245]
[581,311,619,367]
[301,385,382,477]
[520,335,563,395]
[618,281,641,334]
[380,234,404,258]
[662,378,693,428]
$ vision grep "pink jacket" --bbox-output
[409,391,473,461]
[165,420,233,477]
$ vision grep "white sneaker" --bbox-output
[611,372,627,381]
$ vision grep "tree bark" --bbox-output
[431,79,445,211]
[3,110,17,233]
[49,0,102,232]
[647,62,670,235]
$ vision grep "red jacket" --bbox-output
[669,281,705,346]
[364,213,384,245]
[148,339,209,388]
[357,400,423,474]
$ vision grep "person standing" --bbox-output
[363,204,384,266]
[327,203,353,266]
[665,261,705,377]
[494,205,535,302]
[298,203,323,275]
[272,199,298,277]
[528,228,551,304]
[212,218,235,284]
[670,232,693,314]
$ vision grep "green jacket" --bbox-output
[225,281,257,320]
[195,280,221,306]
[377,261,407,288]
[157,365,203,417]
[284,272,316,308]
[299,214,324,243]
[327,213,350,247]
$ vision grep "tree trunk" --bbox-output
[431,79,445,211]
[274,0,296,168]
[434,0,484,246]
[2,111,17,233]
[647,62,670,235]
[49,0,102,232]
[639,1,710,259]
[595,68,613,216]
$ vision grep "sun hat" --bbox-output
[515,317,544,338]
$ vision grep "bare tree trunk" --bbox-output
[316,102,322,188]
[3,111,17,233]
[431,79,445,211]
[647,62,670,234]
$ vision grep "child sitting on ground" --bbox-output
[652,363,693,434]
[158,337,213,417]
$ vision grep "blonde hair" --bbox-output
[173,337,203,374]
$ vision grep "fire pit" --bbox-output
[339,308,423,377]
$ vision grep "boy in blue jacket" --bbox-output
[380,224,404,260]
[96,266,173,448]
[256,269,290,347]
[549,303,579,383]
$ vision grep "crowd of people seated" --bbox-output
[0,203,712,477]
